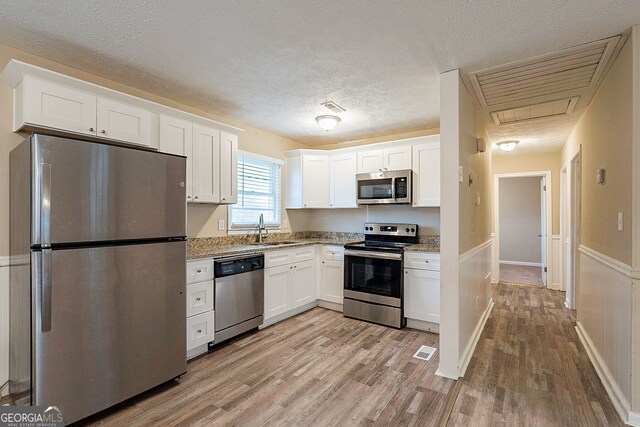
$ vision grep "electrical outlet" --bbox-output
[458,166,464,183]
[283,219,289,229]
[218,219,225,231]
[618,212,623,231]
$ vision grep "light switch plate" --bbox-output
[618,212,623,231]
[218,220,225,231]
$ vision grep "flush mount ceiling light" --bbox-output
[497,140,519,152]
[316,115,341,131]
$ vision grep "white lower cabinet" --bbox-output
[403,252,440,327]
[263,248,317,323]
[320,259,344,304]
[186,259,215,359]
[264,264,292,319]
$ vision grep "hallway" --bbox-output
[446,283,623,426]
[499,263,544,286]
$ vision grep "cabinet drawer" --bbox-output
[292,247,315,263]
[404,252,440,271]
[264,250,292,268]
[187,280,214,317]
[187,259,214,284]
[323,245,344,261]
[186,311,215,351]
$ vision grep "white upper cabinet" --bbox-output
[22,76,97,136]
[383,145,412,171]
[357,146,412,173]
[357,149,383,173]
[193,125,221,203]
[219,131,238,204]
[412,140,441,207]
[96,98,156,148]
[330,153,357,208]
[159,114,194,200]
[286,154,330,208]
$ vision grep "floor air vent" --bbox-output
[413,345,437,361]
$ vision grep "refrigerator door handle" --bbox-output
[40,162,52,248]
[41,248,53,332]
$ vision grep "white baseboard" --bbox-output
[575,321,631,425]
[317,300,343,312]
[628,411,640,427]
[499,260,542,267]
[0,257,9,397]
[459,298,494,378]
[435,367,460,380]
[406,318,439,334]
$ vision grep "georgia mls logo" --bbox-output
[0,405,64,427]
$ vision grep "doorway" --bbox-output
[493,171,552,287]
[561,150,581,309]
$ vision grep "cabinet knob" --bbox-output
[89,127,94,132]
[425,260,430,263]
[194,196,199,200]
[222,198,226,201]
[197,329,202,334]
[196,269,202,273]
[101,129,106,134]
[322,261,325,264]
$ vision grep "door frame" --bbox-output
[561,148,581,310]
[493,171,553,286]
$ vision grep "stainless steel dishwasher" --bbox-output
[213,253,265,344]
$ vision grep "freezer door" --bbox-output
[32,134,186,246]
[33,241,186,424]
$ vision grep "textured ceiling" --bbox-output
[0,1,639,149]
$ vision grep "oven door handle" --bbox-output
[344,249,402,261]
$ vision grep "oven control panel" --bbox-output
[363,223,418,237]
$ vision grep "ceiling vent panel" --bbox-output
[321,101,346,113]
[469,37,619,107]
[491,97,579,126]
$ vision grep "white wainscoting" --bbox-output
[0,256,9,396]
[458,239,493,376]
[551,235,561,290]
[577,245,633,424]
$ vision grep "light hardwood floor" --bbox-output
[499,263,543,286]
[82,284,623,426]
[82,308,456,426]
[448,283,624,426]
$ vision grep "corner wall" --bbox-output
[439,69,492,379]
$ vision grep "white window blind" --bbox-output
[229,154,282,229]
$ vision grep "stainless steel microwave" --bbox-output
[356,169,412,205]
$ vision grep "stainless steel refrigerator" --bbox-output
[10,134,187,424]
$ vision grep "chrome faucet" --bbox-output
[257,213,268,243]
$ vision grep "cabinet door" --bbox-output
[321,259,344,304]
[264,265,292,320]
[220,131,238,204]
[96,98,155,147]
[412,142,440,207]
[23,76,97,136]
[292,260,316,308]
[159,115,193,200]
[404,268,440,323]
[357,149,383,173]
[302,155,330,208]
[192,125,221,203]
[330,153,357,208]
[383,146,411,170]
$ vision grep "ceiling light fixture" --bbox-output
[316,115,341,131]
[497,140,519,152]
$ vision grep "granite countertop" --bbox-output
[187,232,440,260]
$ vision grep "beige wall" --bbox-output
[499,177,542,263]
[492,151,561,235]
[0,43,309,255]
[562,36,633,265]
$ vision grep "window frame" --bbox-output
[228,151,283,233]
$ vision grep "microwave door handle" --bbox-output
[391,177,396,201]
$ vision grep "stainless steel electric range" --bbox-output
[343,223,419,328]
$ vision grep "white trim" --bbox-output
[406,318,440,334]
[459,298,494,377]
[459,239,492,263]
[576,322,631,424]
[0,256,9,397]
[493,171,553,287]
[499,260,542,267]
[259,301,318,329]
[0,256,10,268]
[578,245,632,277]
[629,411,640,427]
[317,300,343,313]
[564,300,571,309]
